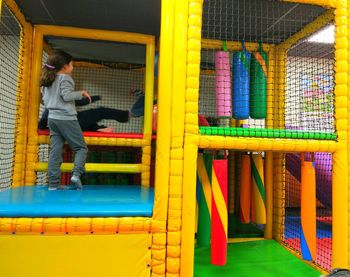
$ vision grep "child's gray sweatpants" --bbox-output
[48,118,88,185]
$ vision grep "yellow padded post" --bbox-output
[151,0,175,275]
[348,0,350,269]
[272,47,287,242]
[152,0,174,221]
[141,145,151,186]
[25,21,44,186]
[264,47,275,239]
[180,0,203,276]
[332,0,349,269]
[167,0,188,274]
[142,38,155,187]
[144,41,155,141]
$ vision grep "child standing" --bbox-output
[40,51,91,190]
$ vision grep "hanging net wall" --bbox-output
[73,66,144,134]
[199,0,335,140]
[0,3,23,190]
[285,24,335,133]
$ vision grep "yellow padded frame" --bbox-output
[1,0,349,276]
[25,25,155,186]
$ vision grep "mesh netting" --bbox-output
[0,3,22,190]
[38,37,146,134]
[286,34,334,133]
[73,66,144,133]
[284,152,332,271]
[36,145,142,186]
[199,0,335,139]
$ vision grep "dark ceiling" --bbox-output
[8,0,333,64]
[45,37,147,65]
[202,0,326,44]
[14,0,161,35]
[12,0,160,65]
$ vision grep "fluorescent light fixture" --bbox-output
[307,24,334,44]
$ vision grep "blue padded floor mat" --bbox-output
[0,185,154,217]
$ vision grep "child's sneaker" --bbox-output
[48,184,67,190]
[70,174,83,190]
[48,184,58,190]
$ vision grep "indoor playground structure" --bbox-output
[0,0,349,276]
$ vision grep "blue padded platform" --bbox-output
[0,185,154,217]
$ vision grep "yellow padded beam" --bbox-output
[34,162,142,173]
[202,39,273,52]
[0,217,152,234]
[38,135,149,147]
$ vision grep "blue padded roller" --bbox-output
[0,185,154,217]
[232,50,251,120]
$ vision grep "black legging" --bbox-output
[77,107,129,131]
[38,107,129,132]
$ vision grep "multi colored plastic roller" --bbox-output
[250,43,267,119]
[300,154,316,261]
[232,43,250,120]
[215,51,232,117]
[211,156,228,266]
[251,154,266,224]
[196,153,212,246]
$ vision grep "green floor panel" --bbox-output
[228,214,264,238]
[194,240,320,277]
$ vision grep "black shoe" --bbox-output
[48,184,67,190]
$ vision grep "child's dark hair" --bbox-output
[40,51,73,87]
